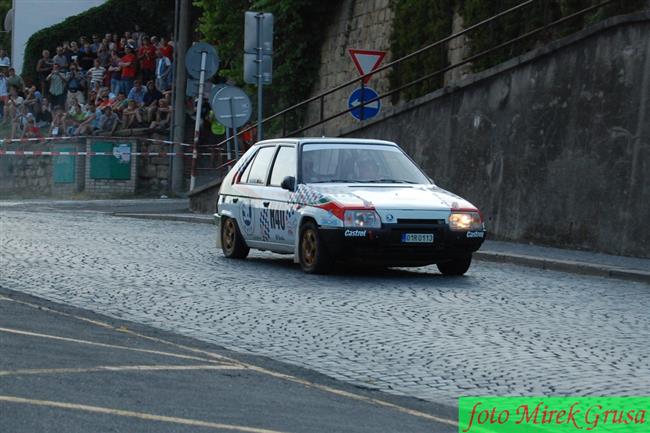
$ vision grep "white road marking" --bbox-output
[0,327,234,366]
[0,395,287,433]
[0,364,244,377]
[2,296,459,427]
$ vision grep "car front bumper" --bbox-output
[319,223,485,267]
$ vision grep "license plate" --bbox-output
[401,233,434,243]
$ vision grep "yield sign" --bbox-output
[348,48,386,84]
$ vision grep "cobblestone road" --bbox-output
[1,206,649,405]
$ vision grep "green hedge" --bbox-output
[22,0,176,83]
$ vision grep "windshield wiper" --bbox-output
[359,179,418,184]
[309,179,362,183]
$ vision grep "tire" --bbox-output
[299,221,333,274]
[221,217,250,259]
[437,254,472,276]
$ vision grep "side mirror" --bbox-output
[280,176,296,191]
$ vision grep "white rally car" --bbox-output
[214,138,486,275]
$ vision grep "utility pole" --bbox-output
[171,0,189,193]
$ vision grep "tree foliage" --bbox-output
[194,0,341,133]
[0,0,11,54]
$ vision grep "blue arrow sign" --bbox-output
[348,87,381,121]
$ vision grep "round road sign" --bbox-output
[211,86,252,129]
[185,42,219,80]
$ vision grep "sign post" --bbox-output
[244,11,273,142]
[190,52,206,191]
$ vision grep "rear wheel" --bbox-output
[437,254,472,276]
[299,221,333,274]
[221,217,249,259]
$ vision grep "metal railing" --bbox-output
[212,0,622,151]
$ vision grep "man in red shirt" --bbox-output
[119,45,137,95]
[138,37,157,83]
[159,37,173,60]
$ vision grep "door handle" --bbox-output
[263,201,270,207]
[232,198,238,203]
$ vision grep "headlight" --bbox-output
[344,210,381,228]
[449,211,483,231]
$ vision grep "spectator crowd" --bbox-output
[0,27,175,140]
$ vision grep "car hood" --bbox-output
[304,184,476,210]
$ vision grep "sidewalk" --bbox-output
[113,206,650,284]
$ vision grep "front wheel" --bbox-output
[299,221,333,274]
[437,254,472,276]
[221,217,250,259]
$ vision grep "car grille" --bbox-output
[396,218,446,225]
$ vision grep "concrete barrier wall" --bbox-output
[342,13,650,257]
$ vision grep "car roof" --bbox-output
[252,137,398,147]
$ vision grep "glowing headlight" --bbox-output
[344,210,381,228]
[449,211,483,231]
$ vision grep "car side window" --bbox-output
[238,151,258,184]
[244,146,275,185]
[269,146,296,187]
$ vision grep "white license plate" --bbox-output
[401,233,434,243]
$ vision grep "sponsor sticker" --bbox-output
[344,229,367,237]
[459,397,649,433]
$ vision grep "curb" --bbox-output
[113,213,214,225]
[112,212,650,284]
[475,251,650,285]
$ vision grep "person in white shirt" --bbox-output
[0,49,10,71]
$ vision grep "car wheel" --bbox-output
[437,254,472,276]
[221,217,250,259]
[299,221,333,274]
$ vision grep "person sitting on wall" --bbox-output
[21,114,44,141]
[96,106,119,135]
[149,98,172,131]
[121,99,143,129]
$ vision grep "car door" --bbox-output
[235,145,276,244]
[265,145,297,249]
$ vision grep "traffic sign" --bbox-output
[185,42,219,80]
[244,53,272,85]
[348,87,381,121]
[211,86,252,129]
[244,12,274,55]
[348,49,386,84]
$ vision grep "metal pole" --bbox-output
[229,97,240,160]
[256,13,263,142]
[189,51,207,191]
[225,127,232,160]
[171,0,189,193]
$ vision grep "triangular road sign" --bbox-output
[348,48,386,84]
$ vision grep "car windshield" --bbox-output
[301,143,431,184]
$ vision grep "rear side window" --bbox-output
[269,147,296,186]
[244,146,275,184]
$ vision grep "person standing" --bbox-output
[119,45,137,96]
[107,50,122,95]
[52,47,69,71]
[65,63,85,107]
[0,49,11,74]
[47,64,67,109]
[86,59,106,94]
[154,49,172,92]
[137,37,156,83]
[0,71,7,121]
[36,50,54,97]
[6,68,25,96]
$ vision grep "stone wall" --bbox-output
[341,13,650,258]
[0,141,86,197]
[0,137,174,198]
[303,0,395,136]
